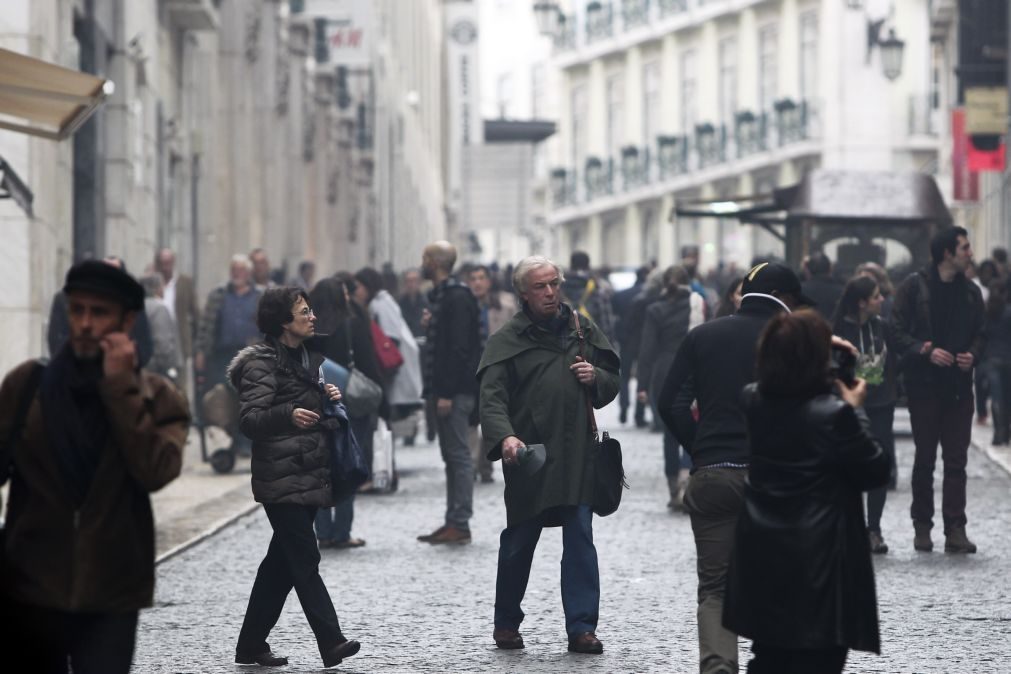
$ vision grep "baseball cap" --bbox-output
[63,260,146,312]
[741,262,816,307]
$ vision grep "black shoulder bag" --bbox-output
[573,313,627,517]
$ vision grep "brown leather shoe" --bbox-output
[869,530,889,554]
[235,650,288,666]
[493,628,524,650]
[417,526,447,542]
[568,631,603,654]
[428,526,472,545]
[944,526,977,553]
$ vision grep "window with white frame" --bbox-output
[718,37,738,126]
[680,49,697,135]
[570,83,588,169]
[642,60,660,149]
[758,25,778,113]
[606,72,624,158]
[799,10,818,102]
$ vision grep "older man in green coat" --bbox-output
[477,256,620,656]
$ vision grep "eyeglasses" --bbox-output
[299,307,315,318]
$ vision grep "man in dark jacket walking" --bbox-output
[611,266,648,425]
[0,261,189,673]
[561,251,616,342]
[801,251,845,320]
[892,227,985,554]
[417,241,481,545]
[657,262,814,674]
[478,256,620,655]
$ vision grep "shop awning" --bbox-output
[0,47,113,141]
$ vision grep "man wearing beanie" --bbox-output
[0,260,190,673]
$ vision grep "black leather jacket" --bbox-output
[723,384,890,654]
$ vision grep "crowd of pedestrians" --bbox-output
[0,225,1003,672]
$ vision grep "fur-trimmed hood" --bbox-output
[226,341,277,391]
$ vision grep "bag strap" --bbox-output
[572,311,598,440]
[2,361,45,483]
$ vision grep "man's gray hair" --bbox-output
[513,256,565,293]
[230,254,252,270]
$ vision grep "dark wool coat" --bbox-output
[723,385,890,654]
[477,305,620,527]
[0,362,188,612]
[228,340,336,507]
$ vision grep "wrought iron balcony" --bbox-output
[585,2,615,44]
[584,156,615,198]
[621,0,651,30]
[695,123,727,168]
[735,110,768,158]
[553,14,578,52]
[658,135,690,179]
[620,145,655,189]
[773,99,812,146]
[658,0,689,17]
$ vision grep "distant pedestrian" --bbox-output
[801,251,844,320]
[139,274,183,382]
[714,276,744,318]
[611,266,649,425]
[154,248,199,392]
[892,227,985,553]
[416,241,481,545]
[229,287,360,668]
[466,264,518,483]
[290,260,316,291]
[397,268,430,339]
[0,261,189,674]
[657,262,815,674]
[249,248,276,291]
[637,265,703,511]
[724,310,889,674]
[833,275,897,553]
[195,255,262,391]
[478,256,620,655]
[308,277,383,549]
[561,251,616,342]
[983,279,1011,446]
[855,261,894,322]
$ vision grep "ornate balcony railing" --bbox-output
[622,0,651,30]
[658,0,689,17]
[585,2,616,44]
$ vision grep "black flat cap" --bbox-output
[63,260,146,312]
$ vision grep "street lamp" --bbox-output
[878,29,905,81]
[533,1,561,36]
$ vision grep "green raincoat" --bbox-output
[477,304,620,527]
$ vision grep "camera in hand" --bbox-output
[830,344,857,386]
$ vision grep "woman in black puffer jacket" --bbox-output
[228,287,361,669]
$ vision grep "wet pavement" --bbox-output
[135,404,1011,673]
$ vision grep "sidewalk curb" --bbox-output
[156,500,260,566]
[971,437,1011,478]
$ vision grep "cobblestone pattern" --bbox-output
[135,405,1011,673]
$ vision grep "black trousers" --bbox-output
[236,503,344,659]
[1,599,137,674]
[908,395,973,530]
[747,642,848,674]
[865,404,896,532]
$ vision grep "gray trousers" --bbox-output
[436,394,475,529]
[683,467,748,674]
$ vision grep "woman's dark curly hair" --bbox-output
[257,286,310,338]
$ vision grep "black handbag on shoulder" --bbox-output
[573,313,627,517]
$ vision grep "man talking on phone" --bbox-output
[0,260,190,673]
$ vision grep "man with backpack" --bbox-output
[0,260,190,673]
[561,251,616,343]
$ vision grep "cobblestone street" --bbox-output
[135,403,1011,673]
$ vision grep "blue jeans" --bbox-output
[494,504,599,637]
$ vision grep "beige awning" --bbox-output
[0,47,113,141]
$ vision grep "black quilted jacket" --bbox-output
[227,340,336,506]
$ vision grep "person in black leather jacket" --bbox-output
[723,310,890,674]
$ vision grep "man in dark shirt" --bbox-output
[611,266,649,426]
[417,241,481,545]
[801,251,845,320]
[657,262,814,674]
[891,227,985,554]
